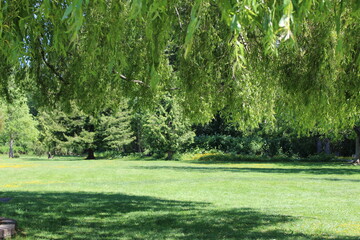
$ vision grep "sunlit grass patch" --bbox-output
[1,180,66,189]
[191,152,218,160]
[21,180,42,184]
[1,184,21,188]
[336,222,360,235]
[0,164,37,168]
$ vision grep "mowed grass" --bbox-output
[1,155,360,240]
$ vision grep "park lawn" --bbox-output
[0,155,360,240]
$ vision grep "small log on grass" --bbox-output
[0,218,16,239]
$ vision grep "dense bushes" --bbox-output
[192,134,320,158]
[303,153,335,162]
[192,135,265,155]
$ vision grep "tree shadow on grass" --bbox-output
[12,156,159,162]
[12,156,87,162]
[134,165,360,176]
[0,191,357,240]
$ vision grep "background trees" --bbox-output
[98,106,135,153]
[142,95,195,159]
[0,98,38,157]
[37,103,134,159]
[0,93,355,159]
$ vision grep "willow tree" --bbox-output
[1,0,359,134]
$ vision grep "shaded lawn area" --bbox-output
[1,156,360,239]
[0,192,305,240]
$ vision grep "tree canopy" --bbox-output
[0,97,39,157]
[1,0,359,133]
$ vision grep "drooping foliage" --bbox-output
[0,109,4,132]
[1,0,359,133]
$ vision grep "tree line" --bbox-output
[0,92,356,160]
[0,92,196,159]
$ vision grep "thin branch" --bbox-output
[166,87,180,91]
[132,80,146,84]
[175,7,183,29]
[113,70,147,85]
[38,38,67,84]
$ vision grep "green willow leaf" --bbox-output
[61,4,73,21]
[150,65,160,90]
[184,0,202,58]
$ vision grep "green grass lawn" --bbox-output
[1,155,360,239]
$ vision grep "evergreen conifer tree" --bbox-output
[38,103,134,158]
[99,106,135,152]
[143,95,195,160]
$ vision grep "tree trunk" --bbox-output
[86,148,95,159]
[166,151,174,160]
[354,127,360,159]
[324,138,331,154]
[8,137,14,158]
[316,138,323,153]
[317,138,331,154]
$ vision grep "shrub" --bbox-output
[192,135,266,155]
[196,153,269,162]
[303,153,335,162]
[0,145,7,154]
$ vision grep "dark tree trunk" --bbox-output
[324,138,331,154]
[48,152,53,159]
[86,148,95,159]
[8,137,14,158]
[316,138,331,154]
[317,138,323,153]
[166,151,174,160]
[354,127,360,159]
